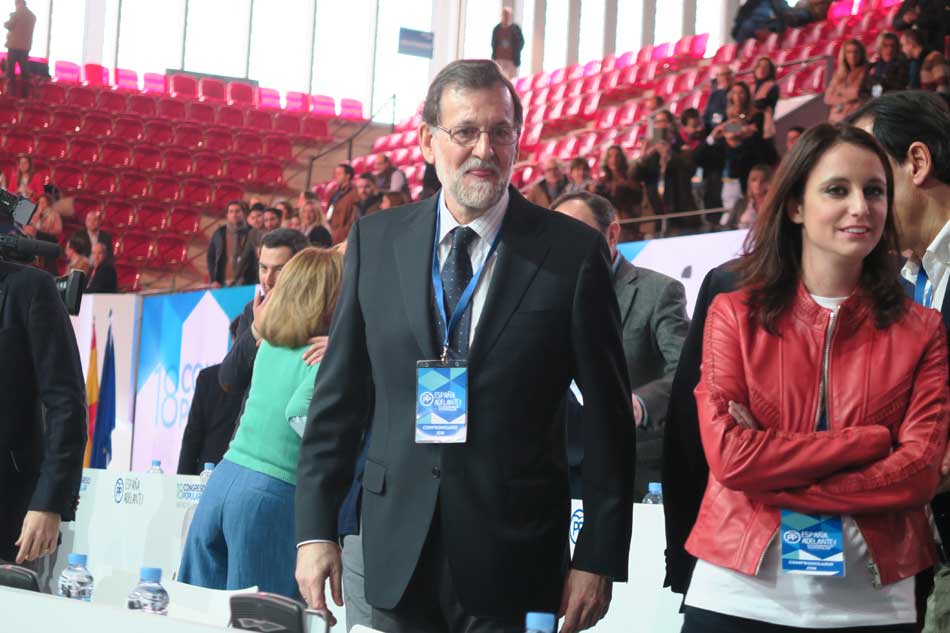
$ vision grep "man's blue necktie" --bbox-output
[434,226,477,358]
[915,266,932,307]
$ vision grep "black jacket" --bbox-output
[295,187,635,618]
[85,263,118,293]
[491,23,525,67]
[206,225,258,287]
[177,364,243,475]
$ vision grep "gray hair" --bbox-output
[551,191,617,234]
[422,60,523,128]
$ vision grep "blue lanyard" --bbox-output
[430,208,502,362]
[915,267,934,308]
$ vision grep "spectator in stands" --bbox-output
[75,209,112,262]
[179,248,343,599]
[596,144,631,201]
[893,0,950,55]
[868,32,911,96]
[4,155,44,201]
[902,28,950,94]
[704,65,735,131]
[490,7,524,79]
[678,107,725,215]
[565,157,594,194]
[246,202,265,231]
[327,163,359,244]
[177,318,245,476]
[825,39,872,123]
[719,163,772,229]
[645,94,665,114]
[751,57,780,115]
[633,111,697,234]
[207,201,259,288]
[64,233,90,276]
[3,0,35,98]
[262,207,282,233]
[373,153,410,196]
[299,200,331,247]
[275,200,295,225]
[782,0,833,27]
[419,162,441,200]
[379,191,410,211]
[553,191,689,504]
[732,0,788,43]
[353,173,383,218]
[85,242,117,293]
[24,193,60,273]
[785,125,805,152]
[682,122,949,633]
[597,145,643,239]
[526,156,569,207]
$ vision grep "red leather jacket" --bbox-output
[687,283,950,586]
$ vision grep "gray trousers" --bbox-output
[342,533,372,632]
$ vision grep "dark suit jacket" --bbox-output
[662,262,737,595]
[206,225,258,287]
[85,263,118,293]
[76,229,113,260]
[0,262,85,530]
[177,364,243,475]
[295,187,635,618]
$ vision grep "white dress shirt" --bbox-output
[901,219,950,310]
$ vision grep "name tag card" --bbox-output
[780,510,845,577]
[415,360,468,444]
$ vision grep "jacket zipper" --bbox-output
[814,310,837,431]
[854,521,882,588]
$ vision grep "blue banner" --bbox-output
[398,28,434,58]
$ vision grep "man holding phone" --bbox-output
[633,111,697,233]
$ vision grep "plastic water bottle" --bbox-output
[199,462,214,485]
[146,460,163,474]
[128,567,169,615]
[643,482,664,504]
[525,612,556,633]
[58,553,94,601]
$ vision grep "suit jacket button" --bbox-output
[431,466,441,479]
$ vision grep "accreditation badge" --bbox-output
[415,360,468,444]
[780,510,845,577]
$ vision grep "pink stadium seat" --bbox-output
[690,33,709,59]
[162,148,193,175]
[143,120,174,145]
[555,135,579,160]
[173,123,204,150]
[143,73,167,95]
[53,61,81,83]
[36,82,66,104]
[651,42,671,61]
[198,77,226,102]
[549,68,567,86]
[50,108,81,134]
[215,105,244,128]
[84,167,118,194]
[310,95,336,119]
[157,97,187,120]
[531,71,551,90]
[68,138,99,163]
[102,200,134,229]
[519,122,543,151]
[827,0,853,20]
[96,90,127,114]
[136,203,168,233]
[203,127,233,153]
[549,82,568,102]
[580,93,600,122]
[615,51,636,69]
[35,133,66,161]
[169,74,198,100]
[115,232,151,264]
[565,79,584,99]
[712,43,737,64]
[595,106,619,130]
[131,144,162,171]
[0,100,15,126]
[234,132,262,155]
[274,113,301,136]
[224,156,254,182]
[99,141,132,168]
[285,92,309,113]
[186,101,216,124]
[339,98,365,121]
[778,69,801,97]
[19,103,52,129]
[618,124,643,150]
[127,94,157,117]
[150,174,181,202]
[227,82,255,106]
[81,112,113,137]
[737,37,759,61]
[583,60,602,77]
[83,64,109,88]
[113,68,139,92]
[192,152,223,179]
[51,164,82,192]
[581,74,602,95]
[153,236,188,267]
[258,88,281,110]
[245,109,273,131]
[390,148,410,167]
[168,207,201,236]
[210,182,242,209]
[264,135,292,160]
[567,63,585,81]
[575,131,598,157]
[114,264,140,292]
[113,115,145,142]
[66,85,96,108]
[655,74,678,97]
[254,158,283,190]
[617,101,643,128]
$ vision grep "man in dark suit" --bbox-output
[85,242,118,293]
[206,200,258,288]
[74,209,112,263]
[294,60,635,633]
[0,252,86,570]
[553,192,689,502]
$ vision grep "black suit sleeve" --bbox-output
[206,232,219,285]
[296,220,374,543]
[177,368,210,475]
[218,326,257,394]
[569,236,636,581]
[26,272,86,519]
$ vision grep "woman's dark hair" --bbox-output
[838,38,868,72]
[68,232,91,257]
[877,31,900,58]
[754,56,776,81]
[727,81,753,119]
[601,145,629,181]
[731,123,905,334]
[17,154,32,173]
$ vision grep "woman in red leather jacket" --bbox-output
[683,123,950,632]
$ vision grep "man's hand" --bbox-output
[558,569,611,633]
[15,511,61,564]
[295,542,343,626]
[252,289,269,326]
[728,401,761,430]
[936,443,950,494]
[302,336,328,366]
[631,395,644,427]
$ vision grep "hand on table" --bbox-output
[558,569,612,633]
[295,541,343,627]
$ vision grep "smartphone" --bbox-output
[724,121,743,134]
[650,128,671,144]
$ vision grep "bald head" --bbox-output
[542,157,562,187]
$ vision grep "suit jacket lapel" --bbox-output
[614,259,640,328]
[469,188,549,366]
[941,284,950,331]
[393,197,439,359]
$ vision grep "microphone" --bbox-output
[0,234,62,260]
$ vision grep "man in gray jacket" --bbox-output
[554,191,689,500]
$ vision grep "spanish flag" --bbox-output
[83,321,99,468]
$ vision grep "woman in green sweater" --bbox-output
[179,247,342,598]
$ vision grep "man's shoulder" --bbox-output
[357,195,432,232]
[630,265,683,294]
[0,258,52,287]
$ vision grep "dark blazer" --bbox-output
[75,229,113,260]
[85,263,118,293]
[206,225,258,287]
[177,364,243,475]
[295,187,635,619]
[662,262,737,595]
[0,262,86,538]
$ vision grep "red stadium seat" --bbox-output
[37,81,66,104]
[127,94,157,117]
[82,64,109,88]
[567,63,584,81]
[142,73,167,94]
[114,264,140,291]
[35,133,67,161]
[162,148,193,175]
[68,138,99,163]
[575,131,598,158]
[618,124,643,150]
[99,141,132,168]
[113,68,139,92]
[227,82,255,106]
[595,105,619,130]
[173,123,204,150]
[274,112,301,136]
[224,156,254,182]
[181,178,212,207]
[71,196,100,222]
[285,92,309,113]
[115,231,151,264]
[215,105,244,128]
[581,74,602,95]
[198,77,226,102]
[150,174,181,202]
[157,97,186,120]
[192,152,223,179]
[300,117,330,142]
[617,101,643,128]
[84,167,118,194]
[549,67,567,86]
[102,200,134,229]
[520,122,543,152]
[264,135,292,160]
[143,120,174,145]
[169,74,198,100]
[245,109,273,131]
[339,98,365,121]
[4,130,34,154]
[50,107,81,134]
[51,164,82,192]
[390,148,410,167]
[210,182,241,209]
[555,135,579,160]
[583,60,602,77]
[712,43,737,65]
[80,112,113,137]
[234,132,262,155]
[203,127,233,153]
[0,100,16,126]
[168,207,201,236]
[131,144,162,171]
[153,236,188,267]
[114,115,145,142]
[549,82,568,102]
[53,61,81,83]
[310,95,335,119]
[96,90,127,114]
[135,203,168,233]
[186,101,216,124]
[66,85,96,108]
[254,158,283,190]
[258,88,281,110]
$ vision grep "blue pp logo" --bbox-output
[570,509,584,544]
[113,478,124,504]
[783,530,802,545]
[419,391,434,407]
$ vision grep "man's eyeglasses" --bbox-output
[436,125,520,147]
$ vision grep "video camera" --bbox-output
[0,188,85,315]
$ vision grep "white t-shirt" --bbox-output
[685,295,916,628]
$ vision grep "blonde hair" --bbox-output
[256,247,343,348]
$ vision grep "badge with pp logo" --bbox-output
[416,359,468,443]
[780,510,845,576]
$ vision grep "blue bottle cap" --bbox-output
[151,459,161,467]
[140,567,162,582]
[68,553,87,567]
[525,612,556,632]
[649,482,662,495]
[203,462,214,471]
